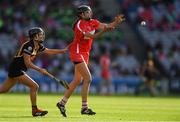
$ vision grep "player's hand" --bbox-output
[59,43,72,53]
[115,15,125,24]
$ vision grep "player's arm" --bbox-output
[23,53,49,75]
[98,15,125,30]
[84,15,125,39]
[84,27,110,39]
[66,42,72,49]
[43,43,72,54]
[43,48,68,55]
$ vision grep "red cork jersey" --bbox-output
[70,19,100,53]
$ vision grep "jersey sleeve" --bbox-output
[38,44,46,52]
[91,19,100,29]
[23,43,33,55]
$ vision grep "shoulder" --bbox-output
[90,19,100,28]
[75,19,84,32]
[90,19,100,23]
[23,41,33,47]
[22,41,34,49]
[76,19,83,27]
[22,41,34,54]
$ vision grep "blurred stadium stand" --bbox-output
[0,0,179,94]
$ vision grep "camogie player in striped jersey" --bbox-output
[56,5,125,117]
[0,27,68,117]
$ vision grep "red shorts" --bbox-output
[101,71,110,79]
[70,52,89,64]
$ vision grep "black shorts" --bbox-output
[73,61,83,65]
[8,58,27,78]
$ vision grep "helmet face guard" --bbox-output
[28,27,44,39]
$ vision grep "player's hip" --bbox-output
[70,42,92,53]
[69,52,89,64]
[8,59,27,78]
[101,71,111,79]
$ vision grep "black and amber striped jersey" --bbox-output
[14,40,45,58]
[9,40,46,73]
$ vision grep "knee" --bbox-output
[70,78,82,88]
[31,83,39,91]
[84,76,92,84]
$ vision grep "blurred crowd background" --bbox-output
[0,0,179,95]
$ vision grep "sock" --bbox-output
[32,105,37,110]
[59,96,68,106]
[82,101,88,109]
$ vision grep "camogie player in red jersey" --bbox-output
[100,48,112,95]
[57,5,125,117]
[0,27,68,117]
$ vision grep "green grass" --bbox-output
[0,93,180,122]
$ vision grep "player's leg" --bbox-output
[15,74,48,116]
[101,78,109,95]
[97,78,103,94]
[57,66,82,117]
[15,74,38,106]
[148,80,158,96]
[0,78,17,93]
[76,62,96,115]
[77,62,91,102]
[64,67,82,98]
[135,78,147,95]
[106,78,112,95]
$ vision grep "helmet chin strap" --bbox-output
[84,17,91,21]
[39,40,44,43]
[81,12,91,21]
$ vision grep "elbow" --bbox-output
[86,34,96,39]
[24,61,31,68]
[90,36,95,39]
[84,33,94,39]
[92,35,99,39]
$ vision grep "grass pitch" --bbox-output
[0,93,180,122]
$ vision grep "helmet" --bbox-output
[77,5,92,15]
[28,27,44,38]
